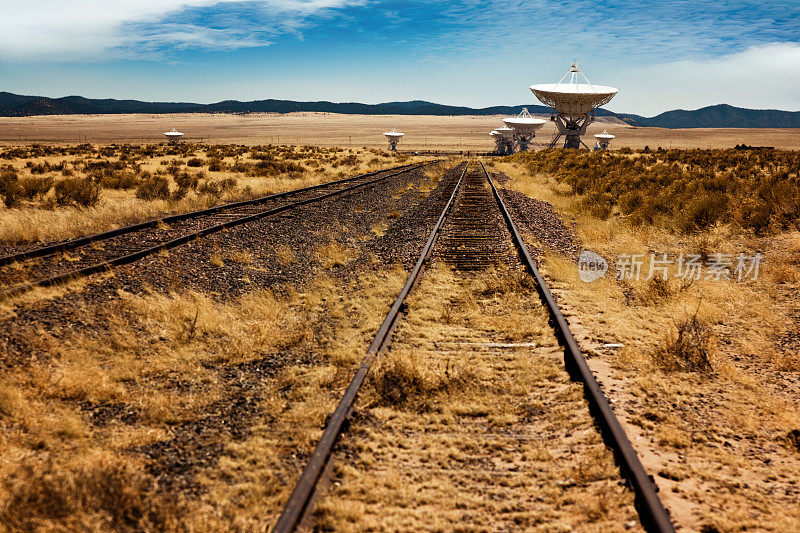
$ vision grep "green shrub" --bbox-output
[511,148,800,234]
[135,176,171,201]
[19,177,54,200]
[97,170,139,190]
[207,158,225,172]
[54,178,101,207]
[174,172,199,190]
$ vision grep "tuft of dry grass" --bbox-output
[225,249,253,264]
[315,241,353,268]
[0,454,182,532]
[652,313,716,372]
[368,349,473,411]
[275,244,296,265]
[208,251,225,267]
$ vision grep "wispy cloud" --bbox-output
[0,0,365,60]
[401,0,800,63]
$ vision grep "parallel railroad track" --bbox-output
[0,162,430,299]
[272,161,675,532]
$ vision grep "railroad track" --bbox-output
[0,162,429,299]
[272,161,675,532]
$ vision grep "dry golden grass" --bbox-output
[315,241,355,269]
[0,260,416,530]
[0,158,450,529]
[197,266,411,529]
[0,144,425,244]
[274,244,296,266]
[316,265,641,531]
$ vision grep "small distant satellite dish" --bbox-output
[529,62,619,149]
[164,128,184,144]
[594,130,616,150]
[383,129,404,151]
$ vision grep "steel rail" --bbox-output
[480,161,675,533]
[0,163,420,267]
[271,162,470,533]
[0,162,432,300]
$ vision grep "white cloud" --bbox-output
[609,43,800,116]
[0,1,361,60]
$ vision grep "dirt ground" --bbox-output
[1,112,798,151]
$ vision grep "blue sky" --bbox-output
[1,0,799,115]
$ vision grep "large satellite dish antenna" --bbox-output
[163,128,184,144]
[530,62,618,149]
[383,129,404,151]
[594,130,616,150]
[502,108,546,151]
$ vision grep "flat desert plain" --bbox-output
[1,112,799,150]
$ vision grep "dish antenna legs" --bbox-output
[548,114,592,149]
[493,136,514,155]
[493,138,504,155]
[388,140,398,151]
[515,133,534,151]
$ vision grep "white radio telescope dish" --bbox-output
[502,108,546,152]
[491,125,516,155]
[594,130,616,150]
[383,128,404,151]
[490,130,505,154]
[496,125,515,139]
[163,128,184,144]
[529,63,618,149]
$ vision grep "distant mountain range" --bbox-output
[1,92,798,129]
[624,104,800,129]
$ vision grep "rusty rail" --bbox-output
[480,161,675,533]
[271,162,469,532]
[0,162,421,267]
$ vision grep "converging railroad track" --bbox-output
[0,162,430,299]
[273,161,675,532]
